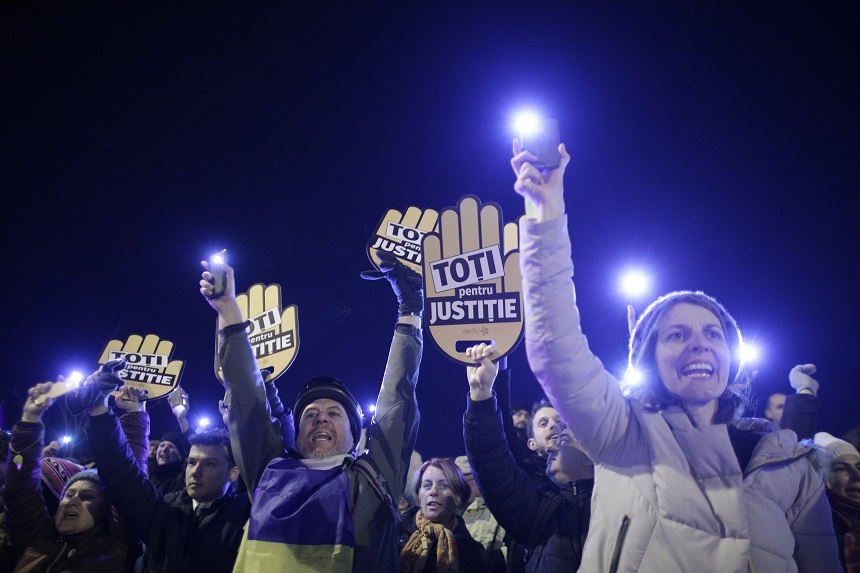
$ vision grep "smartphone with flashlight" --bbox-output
[520,118,560,170]
[169,386,186,408]
[208,249,227,299]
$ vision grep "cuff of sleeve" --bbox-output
[395,322,421,337]
[221,321,251,337]
[466,392,498,419]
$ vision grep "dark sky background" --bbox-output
[3,2,858,460]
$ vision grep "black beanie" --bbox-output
[293,375,363,453]
[159,432,186,459]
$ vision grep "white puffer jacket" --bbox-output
[520,215,840,573]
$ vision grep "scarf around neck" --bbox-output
[400,509,459,573]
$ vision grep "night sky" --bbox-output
[3,2,858,460]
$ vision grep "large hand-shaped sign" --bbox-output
[366,206,439,275]
[215,283,299,383]
[422,195,524,366]
[98,334,184,400]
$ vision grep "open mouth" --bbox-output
[680,362,714,378]
[312,431,332,442]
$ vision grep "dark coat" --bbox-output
[463,394,592,573]
[86,411,250,573]
[397,506,489,572]
[4,416,145,573]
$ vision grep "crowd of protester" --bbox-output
[1,142,858,572]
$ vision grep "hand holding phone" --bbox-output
[520,118,560,171]
[207,249,227,300]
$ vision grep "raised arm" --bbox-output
[200,260,282,495]
[4,382,60,547]
[463,343,546,543]
[360,251,423,500]
[514,140,636,461]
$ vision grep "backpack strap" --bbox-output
[352,454,401,524]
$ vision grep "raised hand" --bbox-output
[789,364,819,395]
[23,382,56,423]
[116,385,147,413]
[465,343,499,401]
[511,139,570,222]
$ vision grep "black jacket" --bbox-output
[86,411,250,573]
[463,393,592,573]
[397,505,489,572]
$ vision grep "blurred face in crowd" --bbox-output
[418,465,457,524]
[546,428,594,486]
[528,406,562,458]
[149,440,160,460]
[157,441,182,466]
[826,453,860,502]
[54,480,108,536]
[512,409,530,430]
[765,393,786,426]
[654,303,731,410]
[296,399,352,459]
[185,444,238,503]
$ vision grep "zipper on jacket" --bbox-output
[609,515,630,573]
[46,541,68,573]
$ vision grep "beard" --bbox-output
[297,432,352,459]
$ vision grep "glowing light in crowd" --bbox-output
[196,417,210,430]
[61,435,72,445]
[739,340,761,366]
[620,270,650,299]
[512,110,543,137]
[367,404,376,414]
[623,366,643,386]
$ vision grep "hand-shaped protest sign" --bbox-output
[215,283,299,383]
[98,334,184,400]
[422,195,524,366]
[366,206,439,275]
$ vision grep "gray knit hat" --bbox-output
[60,468,101,496]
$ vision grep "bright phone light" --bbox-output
[367,404,376,413]
[61,435,72,445]
[197,417,210,429]
[739,341,760,365]
[68,371,84,384]
[513,111,542,136]
[620,270,650,298]
[211,252,225,264]
[623,366,643,386]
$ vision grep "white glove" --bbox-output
[789,364,819,395]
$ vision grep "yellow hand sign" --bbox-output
[422,195,524,366]
[99,334,184,400]
[215,283,299,383]
[366,206,439,275]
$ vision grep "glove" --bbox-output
[360,252,424,315]
[788,363,819,395]
[66,359,127,415]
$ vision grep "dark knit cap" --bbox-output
[159,432,186,458]
[62,468,101,496]
[294,375,363,453]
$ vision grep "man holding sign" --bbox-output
[200,249,423,573]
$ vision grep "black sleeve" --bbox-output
[780,393,820,441]
[463,393,542,545]
[86,412,167,543]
